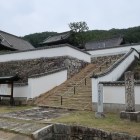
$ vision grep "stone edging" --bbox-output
[32,124,53,140]
[31,123,140,140]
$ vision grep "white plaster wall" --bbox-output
[135,86,140,104]
[88,44,140,57]
[92,49,139,103]
[28,70,67,98]
[13,85,30,99]
[103,86,125,104]
[103,85,140,105]
[66,47,91,62]
[0,46,91,62]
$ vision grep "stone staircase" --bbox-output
[31,54,123,111]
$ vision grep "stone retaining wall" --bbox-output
[0,56,87,83]
[92,54,124,65]
[32,124,140,140]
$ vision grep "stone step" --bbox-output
[59,88,91,93]
[44,93,91,102]
[40,102,92,111]
[60,103,92,110]
[33,57,121,109]
[49,96,91,102]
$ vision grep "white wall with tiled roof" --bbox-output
[13,69,67,99]
[100,85,140,112]
[103,85,140,105]
[88,44,140,57]
[29,69,67,99]
[0,44,91,62]
[92,48,139,112]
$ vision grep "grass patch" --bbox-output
[50,111,140,136]
[0,105,34,113]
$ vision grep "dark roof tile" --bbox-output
[85,36,124,50]
[41,31,71,45]
[0,30,34,50]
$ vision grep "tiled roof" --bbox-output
[0,43,90,55]
[0,30,34,50]
[85,36,124,50]
[40,31,71,45]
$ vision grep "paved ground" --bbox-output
[0,118,46,135]
[0,107,70,121]
[0,130,32,140]
[0,107,71,140]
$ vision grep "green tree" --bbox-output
[69,21,89,32]
[69,21,89,49]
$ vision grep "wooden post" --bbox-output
[74,86,76,94]
[109,58,111,63]
[85,78,87,85]
[61,96,62,105]
[99,67,101,72]
[106,62,108,67]
[10,81,14,106]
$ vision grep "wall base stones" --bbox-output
[92,103,140,113]
[120,111,140,122]
[92,103,126,113]
[91,54,124,65]
[0,97,27,106]
[62,56,88,78]
[95,112,105,118]
[32,124,140,140]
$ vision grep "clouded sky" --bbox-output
[0,0,140,36]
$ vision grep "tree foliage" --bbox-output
[23,26,140,48]
[69,21,89,48]
[23,31,57,47]
[69,21,89,32]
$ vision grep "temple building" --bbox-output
[0,30,34,51]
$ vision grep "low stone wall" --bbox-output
[32,124,140,140]
[62,57,87,78]
[0,56,87,83]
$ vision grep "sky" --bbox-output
[0,0,140,36]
